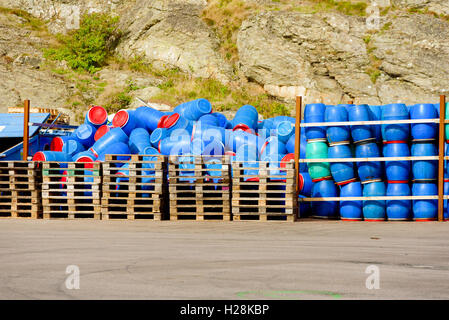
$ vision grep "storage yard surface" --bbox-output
[0,220,448,300]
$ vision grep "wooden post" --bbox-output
[348,100,354,104]
[294,96,302,195]
[23,100,30,161]
[438,95,446,221]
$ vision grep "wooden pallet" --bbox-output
[101,154,167,220]
[0,161,42,218]
[231,161,298,222]
[168,155,231,221]
[41,162,101,219]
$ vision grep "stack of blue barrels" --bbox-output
[304,102,444,221]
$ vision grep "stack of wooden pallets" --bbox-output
[101,154,167,220]
[168,155,231,221]
[41,162,101,219]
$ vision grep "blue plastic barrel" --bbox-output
[72,123,96,148]
[277,121,294,144]
[259,136,287,159]
[363,181,386,221]
[158,135,191,155]
[368,105,382,142]
[198,114,219,127]
[298,195,311,218]
[192,123,227,145]
[150,128,168,147]
[340,181,363,221]
[203,139,225,156]
[73,150,97,162]
[325,105,350,144]
[349,104,373,143]
[62,139,85,157]
[32,151,73,162]
[284,131,307,172]
[226,130,262,153]
[411,141,437,180]
[233,105,258,130]
[212,112,229,128]
[382,103,410,141]
[272,116,295,127]
[298,172,313,197]
[191,138,205,155]
[94,125,112,141]
[164,113,193,136]
[174,98,212,121]
[383,141,410,181]
[410,103,437,140]
[112,109,137,136]
[134,105,165,131]
[129,128,151,154]
[304,103,326,140]
[328,143,356,184]
[90,127,129,158]
[412,182,438,221]
[236,144,259,179]
[386,182,411,221]
[311,179,339,219]
[85,105,108,128]
[355,141,382,182]
[96,142,131,162]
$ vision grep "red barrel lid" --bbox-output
[50,137,64,152]
[164,113,180,129]
[233,124,250,132]
[311,176,334,183]
[88,106,108,125]
[76,156,94,169]
[280,153,295,168]
[32,152,46,162]
[225,151,236,156]
[298,173,304,192]
[94,125,110,141]
[383,140,408,144]
[157,115,169,128]
[387,180,409,184]
[246,177,260,182]
[112,110,129,128]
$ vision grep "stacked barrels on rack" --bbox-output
[41,162,101,219]
[0,161,42,219]
[302,102,447,221]
[168,155,231,221]
[101,154,167,220]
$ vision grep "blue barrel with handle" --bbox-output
[112,109,137,136]
[259,136,287,159]
[410,103,437,140]
[285,131,307,172]
[355,141,382,182]
[340,181,363,221]
[411,141,438,180]
[72,123,96,148]
[349,104,373,144]
[412,182,438,221]
[164,113,193,136]
[134,105,165,131]
[129,128,151,154]
[383,141,410,181]
[328,143,356,184]
[174,98,212,121]
[158,134,191,155]
[325,105,350,144]
[304,103,326,140]
[50,135,76,152]
[73,150,97,162]
[150,128,168,147]
[212,112,229,128]
[363,180,386,221]
[90,127,129,158]
[368,105,382,142]
[382,103,410,141]
[84,105,108,128]
[311,179,339,219]
[298,172,313,197]
[62,139,85,157]
[96,142,131,162]
[386,182,411,221]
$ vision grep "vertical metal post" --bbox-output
[294,96,302,195]
[438,95,446,221]
[23,99,30,161]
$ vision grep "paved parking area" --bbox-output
[0,219,448,299]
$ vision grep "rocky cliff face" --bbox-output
[0,0,448,114]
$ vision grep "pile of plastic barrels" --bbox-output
[31,99,313,198]
[304,102,448,221]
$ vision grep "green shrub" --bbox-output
[45,13,121,73]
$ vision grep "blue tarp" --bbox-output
[0,113,50,138]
